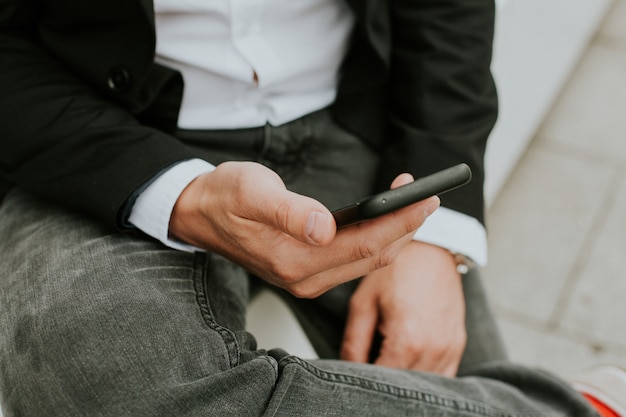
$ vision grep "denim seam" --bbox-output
[279,357,546,417]
[258,355,279,381]
[191,253,241,369]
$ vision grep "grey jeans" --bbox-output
[0,110,595,416]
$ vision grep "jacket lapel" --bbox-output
[137,0,155,29]
[345,0,390,64]
[345,0,367,21]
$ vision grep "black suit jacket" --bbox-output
[0,0,497,229]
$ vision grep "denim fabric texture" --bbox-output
[0,110,596,416]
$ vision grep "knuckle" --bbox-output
[428,335,451,353]
[402,215,422,235]
[271,262,302,285]
[341,341,359,359]
[370,247,396,270]
[405,342,425,360]
[356,239,379,260]
[429,337,463,362]
[431,344,449,360]
[286,282,319,299]
[273,200,293,232]
[273,265,320,299]
[353,232,405,269]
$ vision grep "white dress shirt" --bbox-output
[152,0,354,129]
[129,0,487,266]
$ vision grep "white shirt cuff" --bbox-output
[128,158,215,252]
[129,160,488,263]
[412,206,488,266]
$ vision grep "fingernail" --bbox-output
[424,199,440,218]
[306,212,325,244]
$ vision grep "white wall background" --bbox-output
[485,0,612,204]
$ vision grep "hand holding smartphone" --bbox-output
[331,163,472,228]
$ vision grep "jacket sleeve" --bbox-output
[0,1,196,229]
[380,0,498,225]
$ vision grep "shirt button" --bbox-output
[107,66,132,93]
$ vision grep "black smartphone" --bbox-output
[331,163,472,228]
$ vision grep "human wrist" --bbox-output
[403,241,461,278]
[168,172,212,246]
[411,206,487,267]
[128,158,214,252]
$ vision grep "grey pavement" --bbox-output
[482,0,626,379]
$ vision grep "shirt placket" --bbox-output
[230,0,284,88]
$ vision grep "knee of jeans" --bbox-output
[2,307,282,416]
[2,293,234,409]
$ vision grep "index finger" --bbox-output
[283,195,440,295]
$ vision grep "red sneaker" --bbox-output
[572,365,626,417]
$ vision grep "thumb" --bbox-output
[302,207,336,245]
[233,163,336,245]
[253,186,336,246]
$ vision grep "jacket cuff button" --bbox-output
[107,66,132,92]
